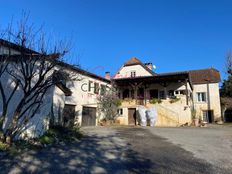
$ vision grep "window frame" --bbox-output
[130,71,136,77]
[197,92,207,102]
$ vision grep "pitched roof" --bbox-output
[154,68,221,84]
[0,39,39,55]
[0,39,111,83]
[122,57,156,75]
[124,57,142,66]
[189,68,221,84]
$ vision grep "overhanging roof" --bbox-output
[113,72,193,89]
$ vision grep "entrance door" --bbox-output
[82,106,96,126]
[203,110,214,123]
[224,109,232,122]
[63,104,76,128]
[128,108,136,125]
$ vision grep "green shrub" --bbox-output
[38,135,55,145]
[0,141,9,151]
[169,97,180,103]
[150,98,162,104]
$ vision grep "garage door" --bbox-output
[82,106,96,126]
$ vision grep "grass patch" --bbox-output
[36,126,83,145]
[0,126,82,157]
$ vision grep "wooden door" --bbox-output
[82,106,96,126]
[63,104,76,128]
[128,108,136,125]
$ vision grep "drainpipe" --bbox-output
[206,80,211,110]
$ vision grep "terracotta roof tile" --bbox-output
[124,57,142,66]
[122,57,156,75]
[189,68,221,84]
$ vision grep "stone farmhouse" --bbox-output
[0,39,222,137]
[113,57,221,126]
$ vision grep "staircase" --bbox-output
[155,104,180,127]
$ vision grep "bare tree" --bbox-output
[0,15,76,143]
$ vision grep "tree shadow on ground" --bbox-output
[0,128,153,174]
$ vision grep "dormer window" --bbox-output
[131,71,136,77]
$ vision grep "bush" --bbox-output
[36,126,82,144]
[0,142,9,151]
[150,98,162,104]
[38,135,55,145]
[169,97,180,103]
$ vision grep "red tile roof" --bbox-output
[124,57,142,66]
[189,68,221,84]
[122,57,156,75]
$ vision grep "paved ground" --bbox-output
[0,126,232,174]
[148,125,232,171]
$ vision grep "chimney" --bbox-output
[105,72,111,80]
[145,62,153,70]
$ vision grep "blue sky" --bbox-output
[1,0,232,80]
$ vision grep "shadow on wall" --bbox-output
[0,132,153,174]
[0,81,54,139]
[50,101,64,126]
[51,101,80,128]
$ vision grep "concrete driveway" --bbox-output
[0,126,232,174]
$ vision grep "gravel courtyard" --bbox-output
[0,125,232,174]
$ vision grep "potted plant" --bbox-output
[191,109,199,127]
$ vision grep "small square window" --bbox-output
[131,71,136,77]
[117,109,123,115]
[197,92,206,102]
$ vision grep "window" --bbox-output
[94,82,99,94]
[180,90,185,95]
[117,109,123,115]
[175,90,186,95]
[202,110,213,123]
[202,111,207,122]
[197,92,206,102]
[131,71,136,77]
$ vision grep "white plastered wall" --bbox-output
[114,64,152,79]
[62,73,111,126]
[193,83,221,121]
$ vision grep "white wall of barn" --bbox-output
[52,72,111,126]
[0,68,54,138]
